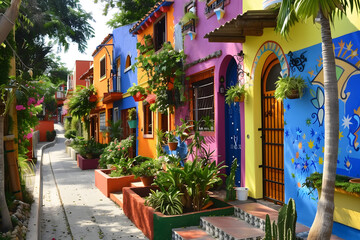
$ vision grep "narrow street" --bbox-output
[41,124,147,240]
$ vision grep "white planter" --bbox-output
[235,187,248,201]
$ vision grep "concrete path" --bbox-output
[41,124,147,240]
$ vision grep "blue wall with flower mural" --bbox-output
[284,31,360,237]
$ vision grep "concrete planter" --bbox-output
[122,187,234,240]
[77,154,99,170]
[70,147,78,161]
[95,169,140,197]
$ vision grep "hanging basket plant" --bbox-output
[274,76,307,100]
[127,108,137,129]
[225,84,246,105]
[127,84,147,102]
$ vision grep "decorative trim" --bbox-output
[185,50,222,69]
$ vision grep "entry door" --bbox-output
[261,53,285,204]
[225,58,241,186]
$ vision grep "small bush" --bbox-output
[65,129,77,139]
[64,117,72,131]
[46,130,56,142]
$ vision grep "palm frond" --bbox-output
[275,0,298,38]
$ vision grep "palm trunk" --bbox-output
[0,0,22,44]
[0,115,13,232]
[308,11,339,240]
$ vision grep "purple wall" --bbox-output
[173,0,245,186]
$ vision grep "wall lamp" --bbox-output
[219,76,225,95]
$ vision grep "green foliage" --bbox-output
[155,129,166,157]
[165,130,177,143]
[127,108,137,120]
[225,159,237,201]
[174,119,193,142]
[225,84,246,105]
[102,120,123,141]
[73,139,106,159]
[67,85,97,139]
[65,129,77,139]
[98,136,135,168]
[127,84,146,96]
[304,172,360,194]
[94,0,158,28]
[187,118,214,161]
[274,76,307,100]
[46,130,56,142]
[133,41,186,114]
[109,158,136,177]
[180,11,198,24]
[264,198,297,240]
[0,31,15,85]
[64,117,72,131]
[131,158,161,178]
[145,188,183,215]
[155,159,226,212]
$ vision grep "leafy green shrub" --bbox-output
[76,139,107,159]
[64,117,72,131]
[109,158,136,177]
[65,129,77,139]
[131,158,161,177]
[145,188,183,215]
[98,135,134,168]
[225,159,237,201]
[46,130,56,142]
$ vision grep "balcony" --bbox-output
[56,91,66,100]
[103,92,123,104]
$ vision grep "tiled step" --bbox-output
[130,181,144,187]
[173,226,216,240]
[200,216,265,240]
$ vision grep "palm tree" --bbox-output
[276,1,360,239]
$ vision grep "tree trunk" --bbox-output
[0,115,13,232]
[0,0,22,44]
[308,11,339,240]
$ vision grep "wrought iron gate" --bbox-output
[260,54,285,204]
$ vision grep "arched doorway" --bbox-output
[261,53,285,204]
[225,58,241,186]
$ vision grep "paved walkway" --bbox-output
[41,124,147,240]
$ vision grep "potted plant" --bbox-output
[174,119,193,142]
[274,75,307,100]
[131,158,161,186]
[127,84,147,102]
[165,130,178,151]
[225,84,246,105]
[75,139,107,170]
[127,108,137,129]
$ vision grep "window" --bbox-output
[125,55,131,72]
[113,108,119,122]
[154,16,166,51]
[100,57,106,79]
[143,104,153,137]
[99,112,106,131]
[182,1,196,33]
[205,0,228,15]
[116,58,121,92]
[192,77,214,131]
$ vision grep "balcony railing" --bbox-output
[56,91,65,99]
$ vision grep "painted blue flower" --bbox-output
[317,136,322,144]
[310,128,315,137]
[296,127,302,140]
[302,160,309,173]
[286,104,291,110]
[285,130,289,137]
[315,144,320,150]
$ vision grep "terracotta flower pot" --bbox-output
[89,95,97,102]
[234,95,245,102]
[168,142,178,151]
[133,91,147,102]
[140,176,155,186]
[349,178,360,184]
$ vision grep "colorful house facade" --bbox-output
[173,0,244,186]
[129,0,175,158]
[204,0,360,238]
[91,34,114,144]
[112,24,138,155]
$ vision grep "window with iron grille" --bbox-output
[154,16,166,51]
[116,58,121,92]
[192,77,214,131]
[205,0,228,15]
[100,57,106,79]
[100,112,106,131]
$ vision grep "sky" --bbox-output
[56,0,118,70]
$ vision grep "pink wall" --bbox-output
[173,0,245,186]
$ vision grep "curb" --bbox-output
[26,137,57,240]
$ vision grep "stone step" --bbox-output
[200,216,265,240]
[130,181,144,187]
[109,191,123,208]
[173,226,216,240]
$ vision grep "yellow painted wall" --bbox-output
[93,37,113,144]
[136,6,175,158]
[242,1,360,199]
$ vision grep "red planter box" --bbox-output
[77,154,99,170]
[35,120,54,142]
[95,169,140,197]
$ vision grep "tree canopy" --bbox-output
[94,0,158,28]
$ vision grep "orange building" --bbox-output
[91,34,115,144]
[129,0,175,158]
